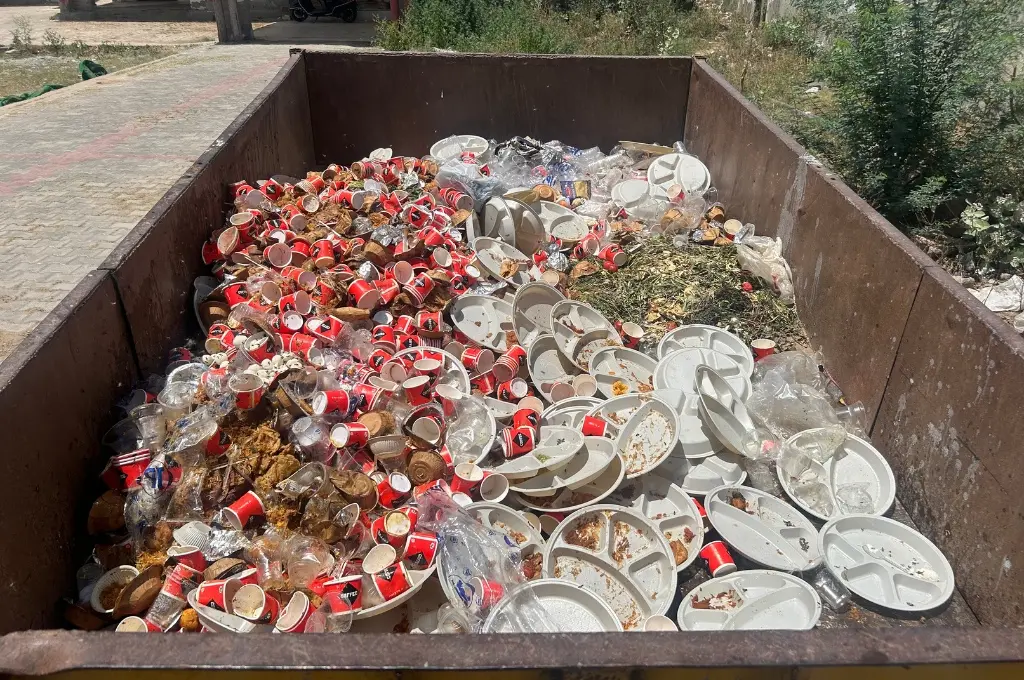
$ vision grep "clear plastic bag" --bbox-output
[736,236,795,304]
[747,351,842,442]
[415,490,554,633]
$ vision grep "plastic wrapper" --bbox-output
[747,351,842,442]
[736,235,795,304]
[836,482,875,514]
[415,490,555,633]
[436,160,508,210]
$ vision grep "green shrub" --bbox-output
[763,19,816,56]
[807,0,1024,225]
[960,197,1024,276]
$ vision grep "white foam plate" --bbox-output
[655,347,752,396]
[486,426,583,479]
[512,282,565,349]
[653,388,726,460]
[464,210,483,243]
[549,300,620,370]
[511,452,625,513]
[483,579,623,632]
[527,334,583,403]
[466,408,498,466]
[472,236,531,287]
[696,365,754,456]
[481,196,516,244]
[662,451,748,496]
[611,179,651,214]
[541,396,603,429]
[819,515,954,613]
[646,152,711,198]
[587,394,677,479]
[677,570,822,631]
[537,201,589,243]
[450,294,513,352]
[588,346,658,399]
[465,502,545,554]
[506,198,547,255]
[777,430,897,521]
[705,485,822,572]
[658,324,753,377]
[608,475,705,572]
[430,134,489,162]
[510,437,617,496]
[544,505,678,629]
[392,347,471,393]
[483,396,518,424]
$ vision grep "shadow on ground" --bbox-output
[253,18,377,45]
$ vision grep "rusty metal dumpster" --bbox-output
[1,50,1022,676]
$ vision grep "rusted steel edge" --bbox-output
[1,629,1023,674]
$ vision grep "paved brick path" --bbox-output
[0,43,291,361]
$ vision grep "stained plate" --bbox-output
[705,485,822,572]
[588,346,658,399]
[485,426,583,479]
[512,282,565,349]
[777,430,897,521]
[511,452,625,513]
[657,324,753,377]
[587,394,678,478]
[537,201,589,243]
[653,388,727,460]
[541,396,603,429]
[483,579,623,632]
[544,505,678,629]
[677,570,822,631]
[510,437,618,496]
[472,236,531,287]
[527,334,583,403]
[819,514,954,613]
[450,294,514,352]
[696,365,754,456]
[550,300,620,370]
[607,475,705,572]
[646,152,711,198]
[654,347,751,396]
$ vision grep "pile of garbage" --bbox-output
[71,135,955,635]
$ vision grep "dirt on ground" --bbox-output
[0,6,219,46]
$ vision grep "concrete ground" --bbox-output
[0,42,296,361]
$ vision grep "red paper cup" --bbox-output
[166,545,206,572]
[495,378,529,402]
[751,338,776,361]
[224,490,265,530]
[281,264,317,290]
[312,239,336,268]
[231,584,281,625]
[581,415,610,437]
[699,540,737,576]
[492,352,522,383]
[116,616,161,632]
[372,324,398,351]
[449,462,484,495]
[374,278,401,305]
[377,472,412,509]
[501,426,536,459]
[470,370,496,395]
[371,561,411,602]
[404,531,439,568]
[415,311,444,336]
[322,575,363,614]
[228,373,265,410]
[310,280,336,307]
[330,422,370,450]
[160,562,201,601]
[512,408,541,434]
[348,279,380,310]
[222,282,249,307]
[262,242,292,268]
[307,315,344,343]
[352,382,384,410]
[278,291,311,315]
[597,244,627,266]
[195,576,241,612]
[439,187,473,211]
[459,347,493,373]
[383,510,412,549]
[413,478,451,499]
[620,321,644,349]
[402,375,432,406]
[392,315,416,335]
[276,591,314,633]
[367,348,393,371]
[403,273,435,305]
[470,577,504,610]
[312,389,352,416]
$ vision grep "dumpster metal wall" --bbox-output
[304,52,692,165]
[3,50,1024,673]
[683,59,1024,626]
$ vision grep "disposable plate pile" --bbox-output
[70,133,956,638]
